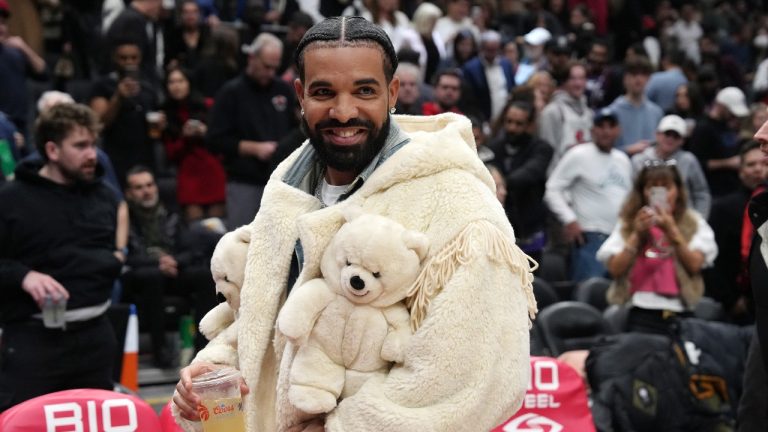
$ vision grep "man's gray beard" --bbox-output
[303,115,391,174]
[139,196,160,209]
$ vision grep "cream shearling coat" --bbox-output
[173,113,537,432]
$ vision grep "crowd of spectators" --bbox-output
[2,0,768,423]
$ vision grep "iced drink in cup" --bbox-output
[146,111,163,139]
[192,367,246,432]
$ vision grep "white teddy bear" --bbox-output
[277,210,430,414]
[198,225,250,359]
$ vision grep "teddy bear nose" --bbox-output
[350,275,365,290]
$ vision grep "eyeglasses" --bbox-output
[643,159,678,168]
[663,131,683,139]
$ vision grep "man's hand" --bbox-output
[13,132,24,150]
[158,254,179,277]
[239,140,277,161]
[182,119,207,137]
[625,140,651,156]
[113,249,127,263]
[563,221,585,246]
[21,270,70,308]
[116,77,140,99]
[3,36,30,51]
[264,9,282,23]
[206,14,221,28]
[174,362,250,421]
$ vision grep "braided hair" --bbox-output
[294,16,398,83]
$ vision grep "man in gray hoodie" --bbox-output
[538,61,593,173]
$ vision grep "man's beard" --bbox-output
[303,115,391,174]
[438,100,456,111]
[505,131,530,147]
[60,162,96,184]
[138,195,160,209]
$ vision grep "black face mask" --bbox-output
[303,115,391,174]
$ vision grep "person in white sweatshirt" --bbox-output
[545,107,633,283]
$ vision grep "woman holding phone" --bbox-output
[596,161,718,334]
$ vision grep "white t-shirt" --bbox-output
[319,179,348,206]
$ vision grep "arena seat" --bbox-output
[535,301,612,356]
[0,388,161,432]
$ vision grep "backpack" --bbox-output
[586,332,733,432]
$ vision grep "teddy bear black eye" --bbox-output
[346,260,351,266]
[373,272,381,278]
[224,275,229,282]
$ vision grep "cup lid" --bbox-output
[191,367,241,389]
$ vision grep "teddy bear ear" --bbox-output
[341,204,365,223]
[233,225,251,243]
[403,230,430,262]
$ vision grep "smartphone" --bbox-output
[649,186,669,211]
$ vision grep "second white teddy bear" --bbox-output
[198,225,250,359]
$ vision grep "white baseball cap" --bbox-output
[523,27,552,46]
[715,86,749,117]
[656,114,687,137]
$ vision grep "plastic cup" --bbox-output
[42,294,67,329]
[146,112,163,139]
[192,367,245,432]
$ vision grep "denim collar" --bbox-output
[282,117,411,203]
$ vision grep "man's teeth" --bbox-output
[334,129,359,137]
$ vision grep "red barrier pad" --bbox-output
[493,356,595,432]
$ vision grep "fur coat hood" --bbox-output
[175,113,536,432]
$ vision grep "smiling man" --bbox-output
[0,103,122,410]
[173,16,536,432]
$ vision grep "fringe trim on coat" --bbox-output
[406,220,538,332]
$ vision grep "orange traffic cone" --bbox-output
[120,304,139,392]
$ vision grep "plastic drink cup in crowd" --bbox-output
[42,294,67,329]
[192,367,246,432]
[146,112,163,140]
